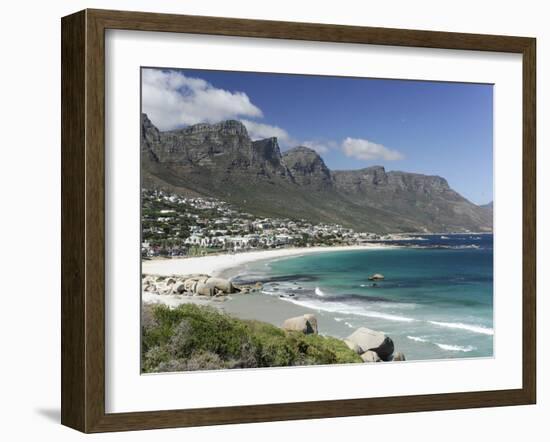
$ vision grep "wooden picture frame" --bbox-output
[61,8,536,433]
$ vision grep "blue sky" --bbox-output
[142,67,493,205]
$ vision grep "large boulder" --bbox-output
[361,350,382,363]
[346,327,394,361]
[183,276,209,293]
[194,282,215,297]
[205,277,234,294]
[144,284,157,293]
[183,279,198,292]
[303,314,318,334]
[172,282,186,294]
[282,314,318,334]
[142,275,155,285]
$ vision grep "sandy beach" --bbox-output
[141,237,494,361]
[142,244,392,278]
[140,245,395,350]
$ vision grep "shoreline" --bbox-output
[141,241,493,362]
[142,244,395,279]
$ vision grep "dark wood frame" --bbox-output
[61,8,536,433]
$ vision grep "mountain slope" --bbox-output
[141,113,492,233]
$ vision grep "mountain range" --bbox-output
[141,113,493,233]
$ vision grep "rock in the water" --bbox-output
[344,339,363,355]
[346,327,394,361]
[392,351,406,361]
[282,314,318,334]
[368,273,385,281]
[361,350,382,363]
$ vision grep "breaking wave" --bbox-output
[315,287,327,297]
[428,321,494,336]
[407,335,429,343]
[435,343,476,352]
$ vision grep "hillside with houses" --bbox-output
[141,189,386,258]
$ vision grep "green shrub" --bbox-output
[141,303,362,373]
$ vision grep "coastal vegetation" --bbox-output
[141,303,362,373]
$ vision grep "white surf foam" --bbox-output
[435,343,476,352]
[429,321,494,336]
[407,335,429,343]
[280,297,416,323]
[314,287,326,297]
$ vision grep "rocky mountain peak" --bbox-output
[251,137,289,177]
[167,119,249,137]
[252,137,282,161]
[282,146,332,189]
[386,171,450,192]
[141,115,492,233]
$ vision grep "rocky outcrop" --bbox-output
[142,274,258,298]
[282,314,318,334]
[141,114,493,233]
[252,137,290,177]
[346,327,395,361]
[203,277,235,294]
[279,317,405,363]
[282,146,332,190]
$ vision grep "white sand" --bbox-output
[142,244,392,277]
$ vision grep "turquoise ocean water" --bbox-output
[233,234,493,361]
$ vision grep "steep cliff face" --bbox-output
[282,146,332,190]
[140,113,493,233]
[149,119,253,167]
[251,137,290,178]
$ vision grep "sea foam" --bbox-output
[429,320,494,336]
[314,287,326,297]
[435,343,476,352]
[407,335,429,343]
[280,297,416,323]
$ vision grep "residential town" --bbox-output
[141,189,388,258]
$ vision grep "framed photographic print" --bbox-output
[61,9,536,433]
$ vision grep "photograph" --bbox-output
[139,67,494,373]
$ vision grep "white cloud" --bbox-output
[301,140,338,154]
[142,69,263,130]
[142,69,402,165]
[341,137,404,161]
[240,119,296,147]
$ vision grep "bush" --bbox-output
[141,303,362,373]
